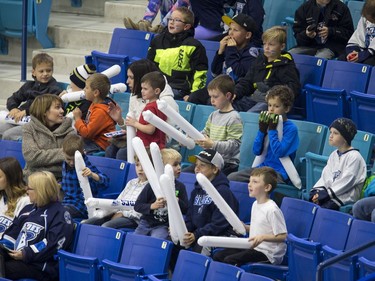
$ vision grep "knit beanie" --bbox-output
[69,64,96,89]
[330,118,357,145]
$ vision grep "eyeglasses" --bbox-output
[167,17,187,24]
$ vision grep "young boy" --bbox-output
[73,73,116,154]
[61,64,97,119]
[344,0,375,66]
[134,148,188,239]
[61,134,109,220]
[147,7,208,101]
[83,155,148,229]
[125,71,168,148]
[213,167,287,266]
[183,75,243,176]
[212,13,259,82]
[228,85,299,184]
[0,53,61,140]
[183,149,239,253]
[309,118,367,210]
[233,26,301,112]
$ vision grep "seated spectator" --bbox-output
[353,196,375,223]
[0,171,74,280]
[233,26,300,112]
[147,7,208,101]
[309,118,367,210]
[289,0,354,59]
[342,0,375,66]
[22,94,75,181]
[73,73,116,154]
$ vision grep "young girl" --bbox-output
[0,157,30,235]
[105,59,178,159]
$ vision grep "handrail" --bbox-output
[316,239,375,281]
[21,0,28,82]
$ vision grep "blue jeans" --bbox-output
[84,214,138,229]
[134,219,169,239]
[352,197,375,223]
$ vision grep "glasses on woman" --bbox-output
[167,17,187,24]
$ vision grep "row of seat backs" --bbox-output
[0,139,25,168]
[0,0,54,54]
[58,224,173,281]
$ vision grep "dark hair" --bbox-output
[86,73,111,99]
[362,0,375,23]
[207,74,235,99]
[250,167,278,193]
[141,71,166,93]
[62,134,84,156]
[0,157,27,217]
[32,53,54,69]
[265,85,294,108]
[128,59,158,99]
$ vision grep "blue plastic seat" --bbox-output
[239,272,274,281]
[86,28,154,84]
[305,60,371,126]
[87,156,129,199]
[350,91,375,134]
[148,250,211,281]
[322,219,375,281]
[358,257,375,279]
[58,224,125,281]
[229,180,255,224]
[238,112,259,171]
[178,172,196,200]
[0,0,54,54]
[288,208,353,281]
[0,140,25,168]
[347,0,365,26]
[101,233,173,281]
[275,120,328,198]
[198,39,220,84]
[289,54,327,119]
[205,261,244,281]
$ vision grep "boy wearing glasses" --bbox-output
[147,7,208,101]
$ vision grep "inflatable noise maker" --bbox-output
[61,64,126,103]
[0,112,30,126]
[131,137,164,198]
[196,173,247,236]
[198,236,253,249]
[126,112,136,164]
[252,112,302,189]
[74,151,94,218]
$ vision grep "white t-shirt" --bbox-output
[0,195,30,235]
[249,200,287,264]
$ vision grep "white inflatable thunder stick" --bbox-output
[126,112,136,163]
[160,173,178,244]
[131,137,163,198]
[160,174,188,247]
[164,164,175,184]
[150,142,165,179]
[61,83,127,103]
[157,100,205,140]
[100,64,121,78]
[85,198,133,211]
[74,151,94,218]
[196,173,246,236]
[198,236,253,249]
[0,111,30,126]
[142,110,195,149]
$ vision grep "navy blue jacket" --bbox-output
[185,171,239,240]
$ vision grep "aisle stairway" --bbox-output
[0,0,150,109]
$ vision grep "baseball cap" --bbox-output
[194,149,224,170]
[222,13,256,33]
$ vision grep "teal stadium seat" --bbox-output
[262,0,305,30]
[86,28,154,84]
[238,112,259,171]
[0,0,54,54]
[112,92,131,116]
[347,0,365,27]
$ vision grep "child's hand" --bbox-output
[73,108,82,120]
[8,249,23,261]
[317,25,328,42]
[125,116,137,127]
[108,102,124,124]
[183,95,189,102]
[13,110,26,123]
[347,51,358,62]
[111,212,124,219]
[258,111,269,134]
[268,113,279,130]
[59,90,67,97]
[195,135,214,149]
[183,232,196,246]
[249,235,264,248]
[8,108,20,119]
[311,193,319,204]
[227,37,237,47]
[151,197,166,210]
[306,25,316,38]
[218,35,230,54]
[81,167,93,178]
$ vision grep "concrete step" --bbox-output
[105,1,147,22]
[52,0,105,16]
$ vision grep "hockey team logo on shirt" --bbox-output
[0,216,13,233]
[15,222,44,250]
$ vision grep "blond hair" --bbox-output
[161,148,182,164]
[262,26,287,45]
[28,171,60,207]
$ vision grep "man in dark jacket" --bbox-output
[289,0,354,59]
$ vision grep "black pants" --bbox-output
[213,248,269,266]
